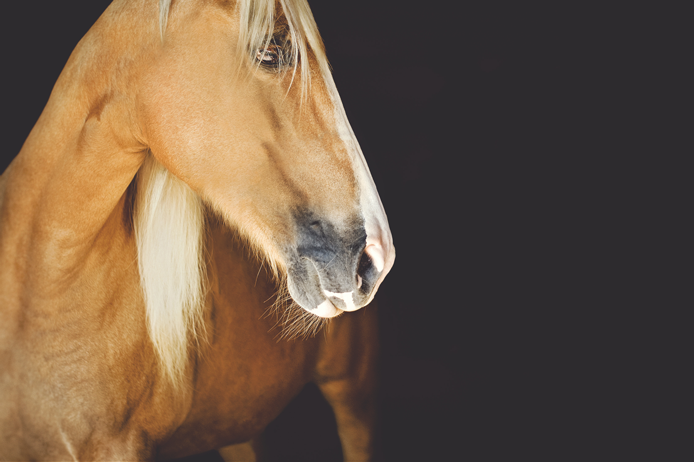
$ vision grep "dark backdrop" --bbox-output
[1,1,677,461]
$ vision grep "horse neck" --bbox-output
[0,1,160,299]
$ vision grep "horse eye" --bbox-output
[256,46,281,67]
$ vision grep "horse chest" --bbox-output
[159,319,321,455]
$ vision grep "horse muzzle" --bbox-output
[285,213,393,318]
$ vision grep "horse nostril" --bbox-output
[364,243,385,273]
[356,250,373,290]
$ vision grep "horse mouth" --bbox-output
[286,253,370,319]
[285,260,346,319]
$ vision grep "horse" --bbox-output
[0,0,394,460]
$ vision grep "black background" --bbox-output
[1,1,683,461]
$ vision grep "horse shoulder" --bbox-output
[0,183,193,459]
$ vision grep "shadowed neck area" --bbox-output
[0,0,161,293]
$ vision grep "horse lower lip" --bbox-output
[310,299,343,318]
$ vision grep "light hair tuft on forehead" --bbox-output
[159,0,330,97]
[239,0,330,98]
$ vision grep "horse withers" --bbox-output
[0,0,394,460]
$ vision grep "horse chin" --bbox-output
[310,299,344,319]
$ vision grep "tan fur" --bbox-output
[0,0,390,459]
[139,0,341,388]
[135,0,372,383]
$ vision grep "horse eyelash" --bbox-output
[255,36,294,71]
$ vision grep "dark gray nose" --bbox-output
[286,211,380,313]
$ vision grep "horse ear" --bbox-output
[135,153,207,386]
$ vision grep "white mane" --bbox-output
[135,155,205,387]
[138,0,333,386]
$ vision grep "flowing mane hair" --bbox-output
[136,0,333,387]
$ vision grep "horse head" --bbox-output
[137,0,394,321]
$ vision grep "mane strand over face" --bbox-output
[142,0,336,386]
[160,0,330,95]
[236,0,331,98]
[158,0,171,40]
